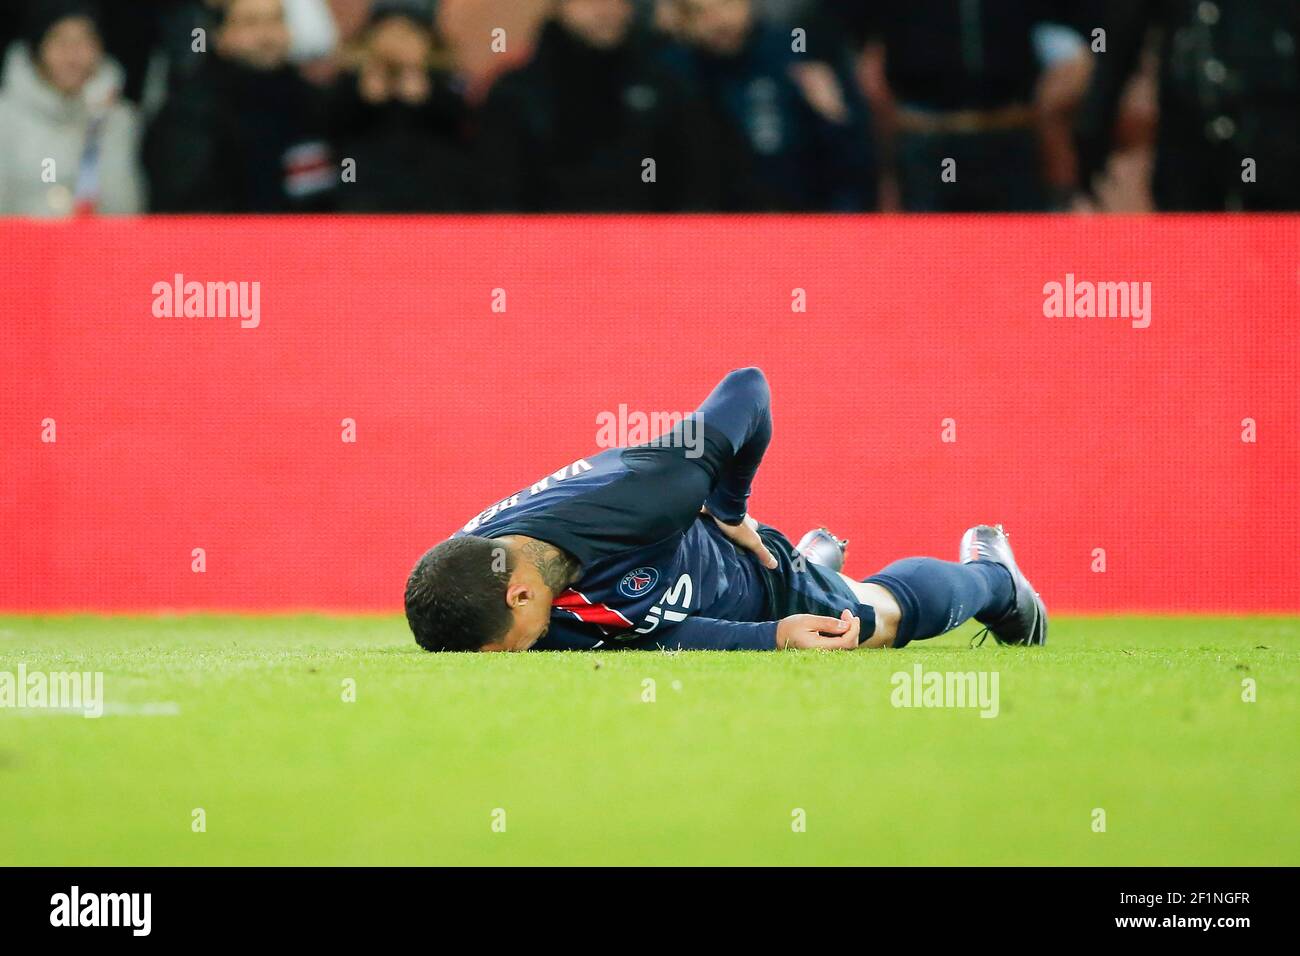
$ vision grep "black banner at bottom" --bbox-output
[0,867,1287,942]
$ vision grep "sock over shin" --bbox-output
[865,558,1014,648]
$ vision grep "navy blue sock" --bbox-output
[865,558,1014,648]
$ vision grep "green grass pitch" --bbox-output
[1,614,1296,866]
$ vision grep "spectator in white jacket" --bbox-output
[0,1,145,217]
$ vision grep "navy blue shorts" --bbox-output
[756,527,876,642]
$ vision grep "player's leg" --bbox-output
[848,524,1046,648]
[801,526,1009,649]
[845,560,1012,648]
[789,527,982,649]
[839,577,902,648]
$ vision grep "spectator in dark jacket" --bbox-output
[328,1,474,212]
[1076,0,1300,211]
[144,0,335,212]
[671,0,877,210]
[476,0,724,212]
[829,0,1100,212]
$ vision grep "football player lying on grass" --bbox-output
[405,368,1045,652]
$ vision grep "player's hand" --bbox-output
[703,509,778,570]
[776,609,861,650]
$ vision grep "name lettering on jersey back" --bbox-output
[462,459,593,532]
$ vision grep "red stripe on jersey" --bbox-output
[554,589,633,629]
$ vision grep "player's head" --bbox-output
[405,537,553,652]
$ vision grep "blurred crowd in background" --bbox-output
[0,0,1296,216]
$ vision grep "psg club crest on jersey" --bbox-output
[619,567,659,599]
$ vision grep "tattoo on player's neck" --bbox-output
[521,540,579,593]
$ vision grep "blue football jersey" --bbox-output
[442,369,871,651]
[454,446,776,650]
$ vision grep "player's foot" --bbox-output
[796,527,848,572]
[959,524,1047,646]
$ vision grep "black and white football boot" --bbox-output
[959,524,1047,646]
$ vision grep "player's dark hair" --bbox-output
[405,537,515,652]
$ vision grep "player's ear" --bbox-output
[505,581,533,608]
